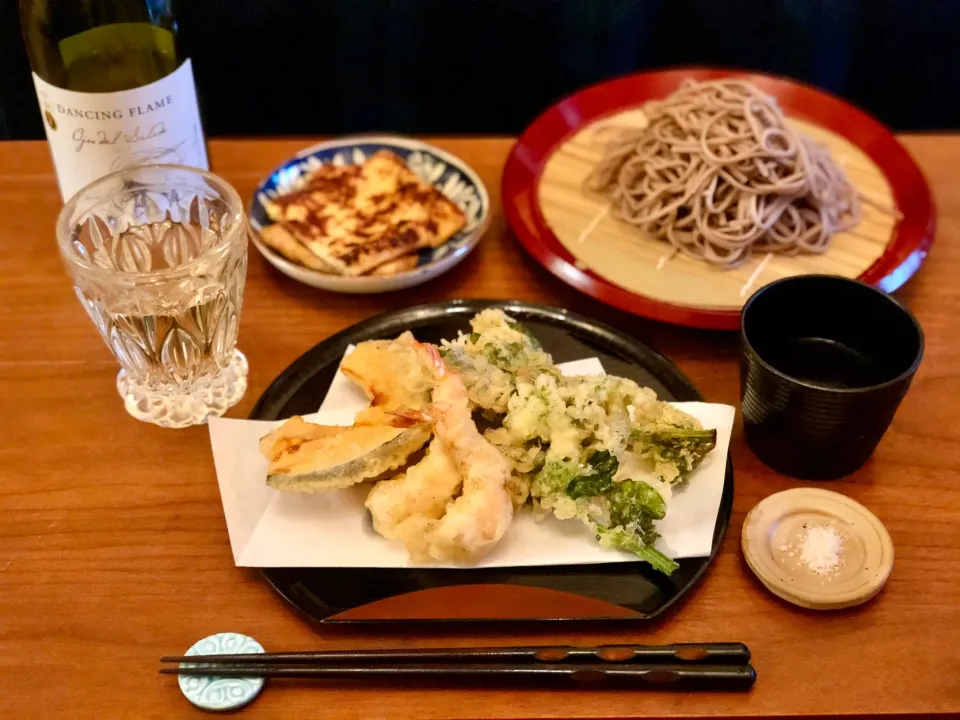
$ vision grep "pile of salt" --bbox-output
[797,525,845,575]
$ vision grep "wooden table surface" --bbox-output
[1,137,958,719]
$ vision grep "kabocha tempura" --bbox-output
[259,310,717,574]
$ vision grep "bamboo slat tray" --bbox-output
[503,68,936,330]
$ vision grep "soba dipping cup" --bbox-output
[740,275,923,480]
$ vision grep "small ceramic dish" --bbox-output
[249,136,490,294]
[742,488,894,610]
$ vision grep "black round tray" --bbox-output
[250,300,734,625]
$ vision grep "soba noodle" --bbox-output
[587,79,862,269]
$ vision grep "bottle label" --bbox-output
[32,59,209,201]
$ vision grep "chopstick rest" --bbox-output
[176,633,266,712]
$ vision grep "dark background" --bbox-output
[2,0,960,139]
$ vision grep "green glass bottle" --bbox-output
[20,0,208,200]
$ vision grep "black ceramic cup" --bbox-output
[740,274,923,480]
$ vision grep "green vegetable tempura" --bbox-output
[440,309,718,575]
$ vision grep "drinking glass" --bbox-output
[57,165,249,428]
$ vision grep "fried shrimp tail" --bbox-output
[365,343,514,562]
[340,333,436,426]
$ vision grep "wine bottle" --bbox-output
[19,0,208,201]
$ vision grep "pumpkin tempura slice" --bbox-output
[260,416,429,492]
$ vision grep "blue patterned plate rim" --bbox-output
[249,135,491,282]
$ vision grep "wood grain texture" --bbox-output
[539,112,895,309]
[0,136,958,719]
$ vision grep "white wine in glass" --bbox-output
[20,0,208,200]
[58,165,248,428]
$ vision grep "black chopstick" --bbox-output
[160,662,756,691]
[161,642,750,667]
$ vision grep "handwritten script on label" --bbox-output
[72,123,168,153]
[32,60,208,199]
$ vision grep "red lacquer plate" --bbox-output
[502,68,936,330]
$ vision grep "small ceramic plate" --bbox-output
[249,136,490,294]
[742,488,894,610]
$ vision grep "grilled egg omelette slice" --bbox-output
[259,150,467,276]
